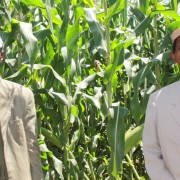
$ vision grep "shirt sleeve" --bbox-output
[143,94,174,180]
[24,88,44,180]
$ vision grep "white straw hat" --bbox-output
[171,28,180,42]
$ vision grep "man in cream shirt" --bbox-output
[143,28,180,180]
[0,39,43,179]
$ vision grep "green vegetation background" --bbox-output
[0,0,179,179]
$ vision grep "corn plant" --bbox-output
[0,0,179,179]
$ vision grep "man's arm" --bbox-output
[24,88,44,180]
[143,94,174,180]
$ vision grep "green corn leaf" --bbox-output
[6,65,28,80]
[66,22,79,52]
[170,0,177,11]
[70,129,80,150]
[19,22,38,66]
[104,0,126,23]
[84,8,107,57]
[124,124,144,155]
[168,21,180,33]
[103,46,124,84]
[107,103,128,179]
[32,64,66,86]
[21,0,45,8]
[53,155,64,180]
[130,66,151,124]
[48,90,68,105]
[133,14,153,37]
[98,0,126,24]
[153,10,180,20]
[34,29,51,41]
[83,93,100,109]
[84,0,94,7]
[41,7,62,25]
[66,22,79,66]
[139,0,149,14]
[41,127,65,148]
[45,1,54,34]
[76,73,96,89]
[40,142,64,179]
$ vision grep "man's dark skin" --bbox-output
[170,35,180,66]
[0,41,4,61]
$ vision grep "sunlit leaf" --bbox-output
[48,90,68,105]
[21,0,45,8]
[84,0,94,7]
[125,124,144,155]
[53,155,64,180]
[19,22,38,65]
[84,8,107,57]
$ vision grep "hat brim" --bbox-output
[171,28,180,42]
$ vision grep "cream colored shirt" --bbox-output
[143,81,180,180]
[0,78,43,179]
[0,130,6,180]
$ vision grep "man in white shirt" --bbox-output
[0,38,43,179]
[143,28,180,180]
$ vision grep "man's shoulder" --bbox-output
[1,78,21,89]
[150,81,180,100]
[1,78,33,97]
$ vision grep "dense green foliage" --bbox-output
[0,0,180,179]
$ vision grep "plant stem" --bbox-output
[153,4,161,89]
[80,120,96,180]
[104,0,112,106]
[126,154,140,180]
[123,0,128,26]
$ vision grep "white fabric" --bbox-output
[0,129,6,179]
[143,80,180,180]
[0,78,43,180]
